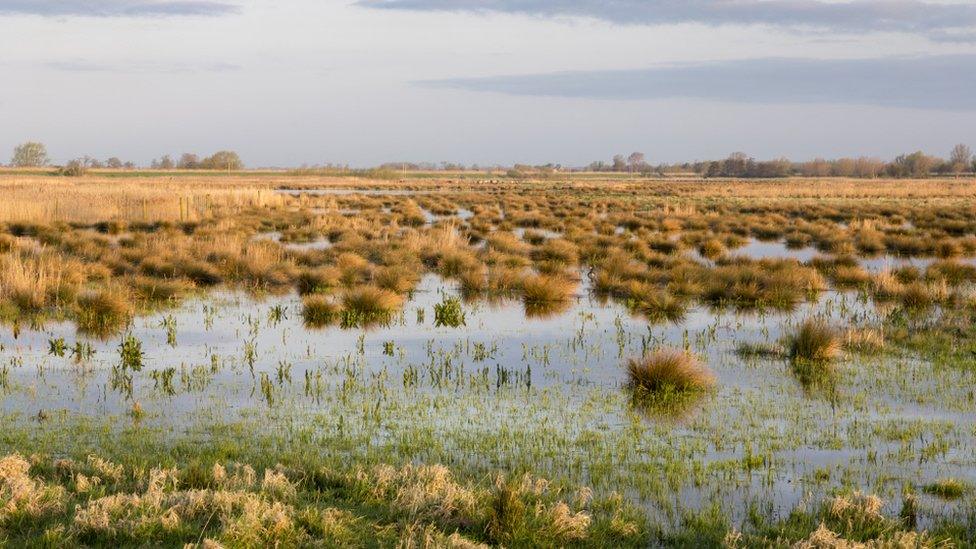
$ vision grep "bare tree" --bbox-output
[11,142,49,167]
[950,144,972,175]
[178,153,200,169]
[627,152,645,172]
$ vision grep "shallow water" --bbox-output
[1,274,973,529]
[276,188,440,196]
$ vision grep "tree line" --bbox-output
[149,151,244,171]
[587,145,975,178]
[8,140,975,178]
[6,142,244,173]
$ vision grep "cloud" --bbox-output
[357,0,976,38]
[0,0,238,17]
[421,55,976,111]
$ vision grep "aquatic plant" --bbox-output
[433,296,466,328]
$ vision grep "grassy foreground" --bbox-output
[1,418,970,548]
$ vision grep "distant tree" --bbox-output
[11,142,49,167]
[627,152,645,173]
[611,154,627,172]
[106,157,123,169]
[800,158,831,177]
[723,152,751,177]
[853,157,884,178]
[201,150,243,171]
[888,151,934,178]
[178,153,200,169]
[950,144,972,175]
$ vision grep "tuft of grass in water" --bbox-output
[373,265,419,294]
[786,319,840,364]
[521,274,574,305]
[130,276,192,305]
[626,348,715,398]
[697,238,725,260]
[923,478,969,500]
[301,295,340,328]
[626,283,686,324]
[340,285,403,325]
[117,333,144,372]
[75,288,133,336]
[296,266,340,295]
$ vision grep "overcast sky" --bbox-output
[2,0,975,167]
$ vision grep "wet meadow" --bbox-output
[1,173,975,547]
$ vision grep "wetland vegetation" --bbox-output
[1,172,976,547]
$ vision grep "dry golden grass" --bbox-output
[0,175,284,224]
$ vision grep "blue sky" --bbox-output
[2,0,975,166]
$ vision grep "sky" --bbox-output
[2,0,975,167]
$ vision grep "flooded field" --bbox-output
[1,175,975,546]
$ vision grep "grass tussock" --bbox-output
[787,319,841,364]
[922,478,969,500]
[341,286,403,324]
[626,349,715,398]
[75,288,134,336]
[521,274,575,305]
[301,295,340,327]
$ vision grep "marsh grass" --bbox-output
[75,288,133,336]
[296,266,341,295]
[626,349,715,404]
[735,341,786,360]
[843,327,885,355]
[521,274,574,305]
[787,319,841,364]
[340,286,403,325]
[301,295,340,327]
[923,478,969,500]
[5,175,976,546]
